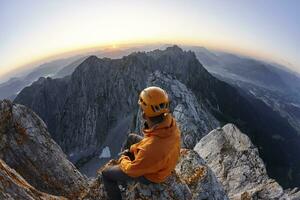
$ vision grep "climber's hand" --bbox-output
[118,149,135,161]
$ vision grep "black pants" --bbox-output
[102,133,151,200]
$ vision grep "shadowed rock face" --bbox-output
[194,124,289,200]
[0,100,88,198]
[0,159,66,200]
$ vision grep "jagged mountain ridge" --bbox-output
[0,45,168,101]
[14,46,300,188]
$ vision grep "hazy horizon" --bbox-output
[1,0,299,80]
[1,42,300,84]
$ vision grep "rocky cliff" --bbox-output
[0,100,88,198]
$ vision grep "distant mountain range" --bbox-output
[188,46,300,94]
[0,55,84,100]
[187,46,300,135]
[13,45,300,188]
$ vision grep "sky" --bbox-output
[0,0,300,79]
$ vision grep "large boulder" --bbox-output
[175,149,228,200]
[0,100,88,198]
[194,124,289,199]
[0,158,65,200]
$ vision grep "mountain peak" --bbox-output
[85,55,99,63]
[165,45,183,52]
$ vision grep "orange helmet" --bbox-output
[138,86,170,117]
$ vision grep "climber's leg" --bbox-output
[121,133,143,151]
[102,165,151,200]
[102,165,125,200]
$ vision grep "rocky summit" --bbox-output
[1,99,300,199]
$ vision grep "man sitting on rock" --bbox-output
[102,86,181,200]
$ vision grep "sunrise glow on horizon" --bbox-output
[1,0,300,79]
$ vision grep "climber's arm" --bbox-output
[118,148,164,178]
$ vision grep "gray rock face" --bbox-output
[15,55,153,163]
[194,124,289,199]
[0,100,88,198]
[175,149,228,200]
[0,158,66,200]
[135,70,219,148]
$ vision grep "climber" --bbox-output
[102,86,181,200]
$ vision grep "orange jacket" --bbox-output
[119,114,181,183]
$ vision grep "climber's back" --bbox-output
[119,111,181,183]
